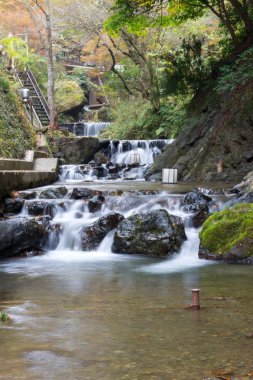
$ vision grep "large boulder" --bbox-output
[0,217,45,258]
[112,209,186,257]
[199,204,253,263]
[55,80,85,113]
[79,212,124,250]
[56,137,100,164]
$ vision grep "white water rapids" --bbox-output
[15,188,222,275]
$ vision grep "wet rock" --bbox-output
[111,195,147,212]
[35,215,52,230]
[88,195,105,213]
[26,201,55,217]
[4,198,25,214]
[19,191,37,200]
[0,217,45,258]
[192,209,210,228]
[181,189,212,213]
[107,173,121,180]
[145,172,162,181]
[39,186,68,199]
[231,191,253,205]
[70,188,103,200]
[112,209,186,257]
[92,166,108,178]
[79,212,124,250]
[56,136,100,164]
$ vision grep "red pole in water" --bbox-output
[191,289,200,310]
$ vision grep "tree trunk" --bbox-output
[45,0,57,128]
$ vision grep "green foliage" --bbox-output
[100,95,189,140]
[0,76,10,92]
[155,96,191,137]
[105,58,142,96]
[0,36,29,69]
[55,80,85,113]
[0,70,36,158]
[67,67,94,92]
[215,47,253,93]
[28,55,48,93]
[0,312,10,322]
[161,35,212,95]
[200,204,253,256]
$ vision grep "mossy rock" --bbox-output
[199,204,253,263]
[55,80,85,113]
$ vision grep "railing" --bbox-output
[27,69,50,119]
[14,69,43,129]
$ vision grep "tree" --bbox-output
[23,0,57,128]
[107,0,253,52]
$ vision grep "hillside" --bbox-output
[147,77,253,183]
[0,75,36,158]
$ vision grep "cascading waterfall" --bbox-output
[26,186,223,272]
[110,139,174,165]
[60,122,111,137]
[59,139,175,181]
[81,122,111,137]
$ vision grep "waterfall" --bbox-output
[60,122,110,137]
[59,164,94,181]
[110,139,174,165]
[82,122,110,137]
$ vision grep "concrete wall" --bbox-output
[0,170,58,200]
[33,158,59,172]
[0,152,59,202]
[0,159,33,171]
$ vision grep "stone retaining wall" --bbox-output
[0,170,58,200]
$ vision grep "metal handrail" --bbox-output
[14,69,43,128]
[27,68,50,119]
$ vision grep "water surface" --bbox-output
[1,251,253,380]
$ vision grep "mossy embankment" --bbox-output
[199,204,253,263]
[0,75,36,158]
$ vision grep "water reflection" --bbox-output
[1,257,253,380]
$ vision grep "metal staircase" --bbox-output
[17,69,50,127]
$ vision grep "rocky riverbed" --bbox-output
[1,177,253,264]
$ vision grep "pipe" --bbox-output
[191,289,200,310]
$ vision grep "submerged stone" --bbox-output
[112,209,186,257]
[199,204,253,263]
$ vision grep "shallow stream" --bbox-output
[1,180,252,380]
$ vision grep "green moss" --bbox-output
[0,73,36,158]
[200,204,253,256]
[55,80,85,113]
[0,312,10,322]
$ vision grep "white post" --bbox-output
[162,168,178,184]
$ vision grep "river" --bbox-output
[0,178,253,380]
